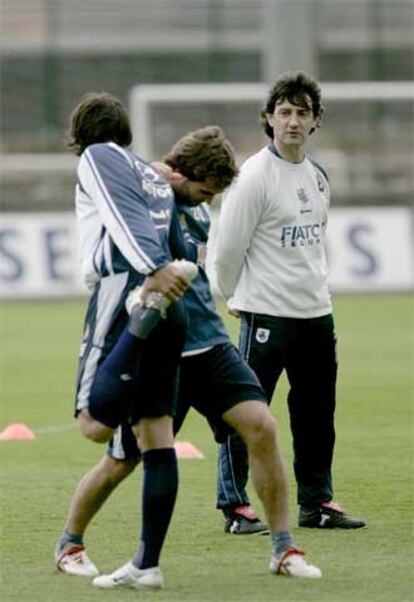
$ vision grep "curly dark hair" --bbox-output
[260,71,324,139]
[66,92,132,155]
[163,126,238,188]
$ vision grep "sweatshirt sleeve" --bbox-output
[78,144,170,275]
[215,163,265,299]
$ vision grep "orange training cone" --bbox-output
[174,441,204,459]
[0,423,36,441]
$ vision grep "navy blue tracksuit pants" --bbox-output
[217,312,337,509]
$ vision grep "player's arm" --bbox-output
[215,165,265,299]
[150,161,198,262]
[141,261,193,303]
[78,143,170,276]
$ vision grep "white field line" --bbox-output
[5,423,205,458]
[34,423,78,434]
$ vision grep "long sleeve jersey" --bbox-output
[215,144,332,318]
[76,142,179,290]
[177,202,229,354]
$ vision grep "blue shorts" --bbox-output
[108,342,266,459]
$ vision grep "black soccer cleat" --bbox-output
[224,505,269,535]
[298,501,367,529]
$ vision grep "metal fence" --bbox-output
[1,0,413,212]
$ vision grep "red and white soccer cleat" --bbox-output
[269,546,322,578]
[56,544,99,577]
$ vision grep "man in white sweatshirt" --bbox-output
[215,71,366,533]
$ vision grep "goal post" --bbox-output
[128,81,414,294]
[129,81,414,159]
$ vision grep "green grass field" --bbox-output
[1,295,413,602]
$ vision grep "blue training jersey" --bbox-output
[177,202,230,354]
[76,142,184,290]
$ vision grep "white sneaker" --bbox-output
[269,546,322,578]
[92,561,163,590]
[126,260,199,315]
[55,544,99,577]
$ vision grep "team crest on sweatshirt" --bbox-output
[297,187,310,204]
[256,328,270,343]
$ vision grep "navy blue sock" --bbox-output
[58,529,84,552]
[272,530,293,555]
[87,306,164,429]
[88,328,142,428]
[99,305,163,378]
[128,305,163,340]
[133,448,178,570]
[100,329,141,378]
[88,370,131,428]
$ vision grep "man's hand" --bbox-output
[151,161,184,185]
[140,263,192,305]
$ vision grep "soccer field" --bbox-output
[1,295,413,602]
